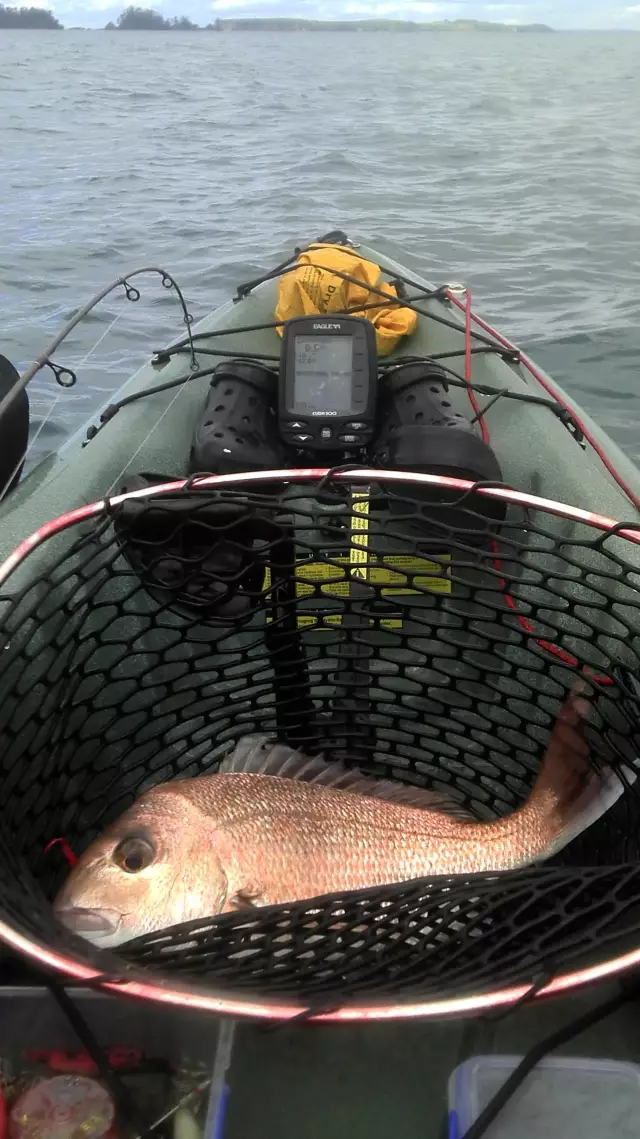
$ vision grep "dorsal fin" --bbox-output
[220,734,474,820]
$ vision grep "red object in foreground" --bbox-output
[23,1048,142,1075]
[9,1076,115,1139]
[44,839,77,868]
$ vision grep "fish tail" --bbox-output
[524,684,628,859]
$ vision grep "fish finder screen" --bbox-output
[293,337,354,413]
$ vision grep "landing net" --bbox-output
[0,469,640,1019]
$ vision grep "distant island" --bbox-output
[0,3,61,27]
[0,6,554,31]
[208,18,554,32]
[105,6,198,29]
[102,11,554,31]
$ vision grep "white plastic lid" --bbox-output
[448,1054,640,1139]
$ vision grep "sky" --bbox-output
[31,0,640,34]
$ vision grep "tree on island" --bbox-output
[106,6,199,28]
[0,3,61,27]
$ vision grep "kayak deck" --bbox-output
[1,238,639,562]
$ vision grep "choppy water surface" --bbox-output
[1,29,640,467]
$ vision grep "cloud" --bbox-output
[76,0,132,9]
[611,3,640,17]
[211,0,273,8]
[208,0,450,14]
[344,0,441,11]
[210,0,446,10]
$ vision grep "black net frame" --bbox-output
[2,469,640,1017]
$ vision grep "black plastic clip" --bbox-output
[388,277,408,299]
[558,409,585,445]
[152,350,172,367]
[501,349,521,365]
[316,463,368,500]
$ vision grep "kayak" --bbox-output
[1,233,640,553]
[0,232,640,1023]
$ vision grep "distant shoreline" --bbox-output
[187,19,554,32]
[1,11,555,32]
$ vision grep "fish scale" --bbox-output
[53,689,624,948]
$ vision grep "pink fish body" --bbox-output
[54,690,618,948]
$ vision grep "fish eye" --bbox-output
[113,835,156,874]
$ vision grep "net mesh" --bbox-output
[1,472,640,1007]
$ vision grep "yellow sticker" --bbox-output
[261,482,449,629]
[262,553,451,629]
[291,614,404,631]
[350,489,370,582]
[376,554,452,595]
[264,555,451,594]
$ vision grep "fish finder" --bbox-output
[278,315,377,451]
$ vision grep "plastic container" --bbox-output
[9,1075,115,1139]
[448,1054,640,1139]
[0,986,228,1139]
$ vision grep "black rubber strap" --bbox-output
[462,979,640,1138]
[47,981,146,1135]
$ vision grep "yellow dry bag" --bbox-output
[275,244,417,358]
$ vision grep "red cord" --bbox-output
[448,291,640,513]
[464,288,472,384]
[489,539,610,681]
[45,838,77,867]
[449,287,612,683]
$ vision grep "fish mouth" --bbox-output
[55,907,122,941]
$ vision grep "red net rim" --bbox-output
[3,467,640,590]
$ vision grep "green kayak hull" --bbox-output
[1,239,639,553]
